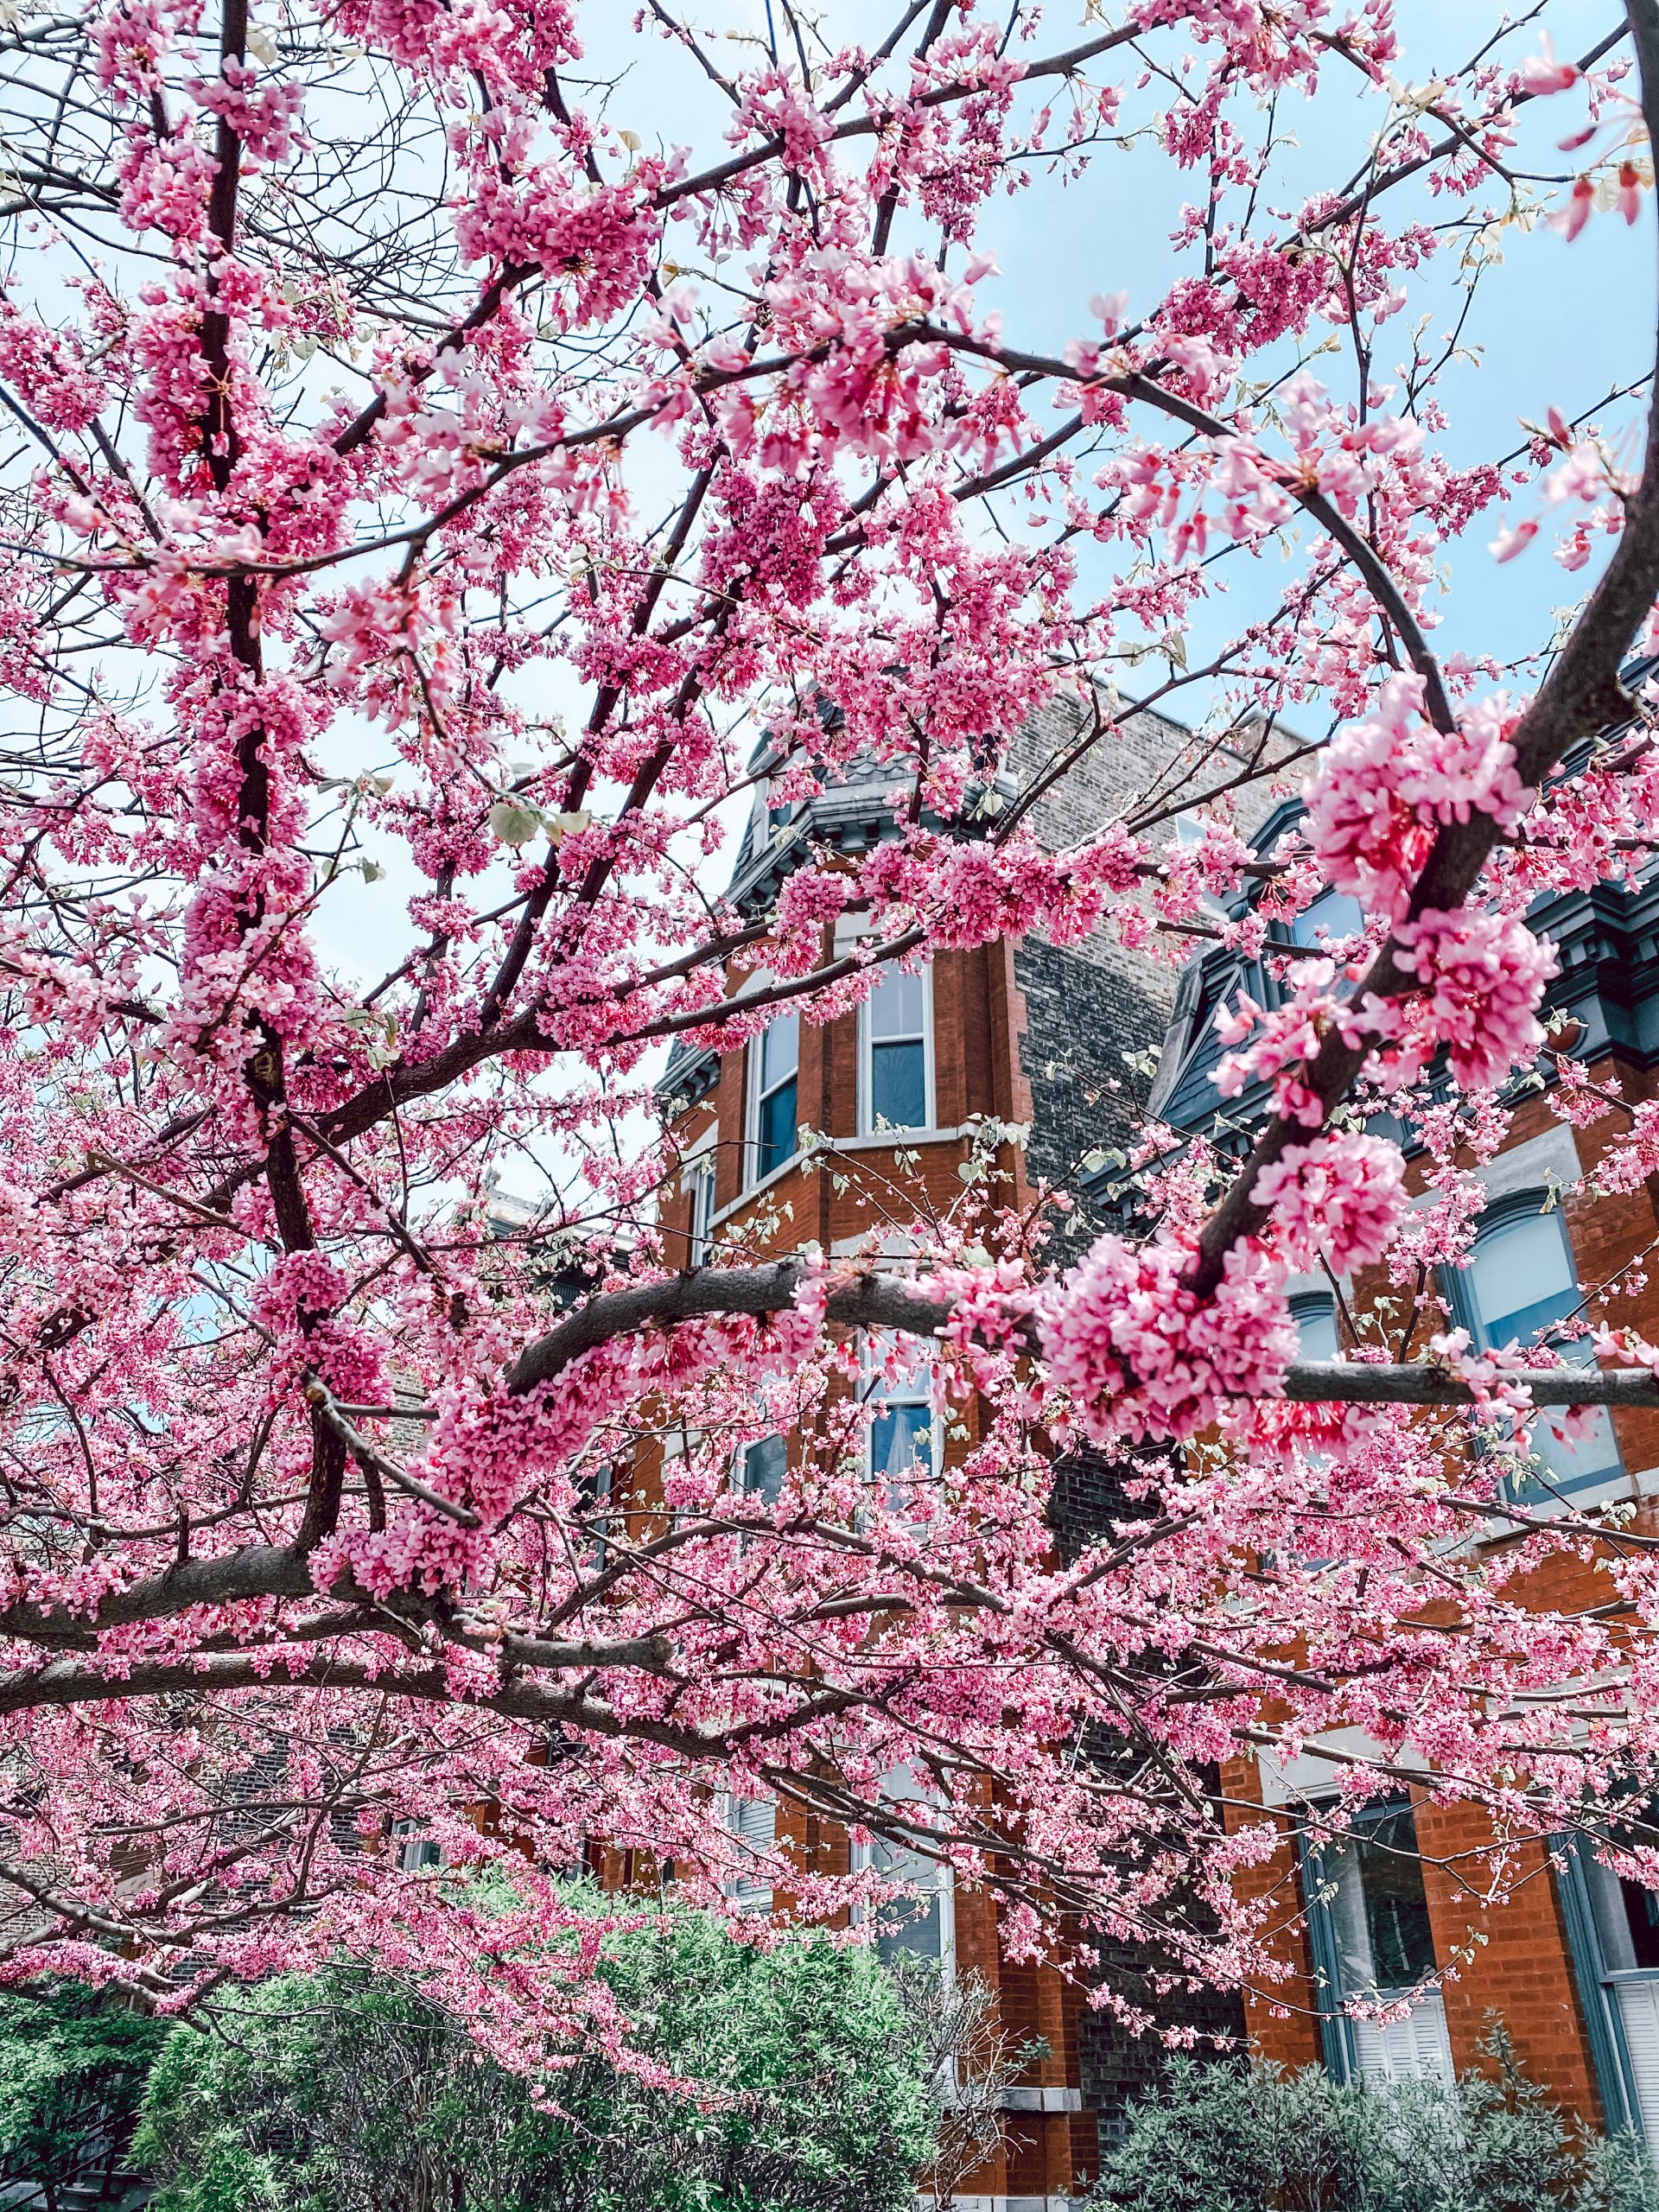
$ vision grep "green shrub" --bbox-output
[1090,2035,1659,2212]
[0,1979,168,2212]
[133,1907,938,2212]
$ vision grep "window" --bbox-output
[860,964,932,1135]
[392,1819,442,1872]
[1173,813,1230,917]
[860,1337,938,1508]
[870,1830,950,1967]
[1300,1796,1453,2087]
[575,1457,613,1570]
[1558,1809,1659,2142]
[1454,1202,1620,1497]
[747,1014,799,1185]
[687,1154,716,1266]
[740,1433,787,1509]
[1291,888,1366,947]
[853,1772,954,1974]
[728,1794,777,1910]
[760,775,797,846]
[1291,1293,1340,1363]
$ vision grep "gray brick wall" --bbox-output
[1010,686,1298,1261]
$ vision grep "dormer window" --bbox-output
[758,772,798,847]
[1290,888,1365,946]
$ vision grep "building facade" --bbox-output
[643,691,1291,2203]
[1151,790,1659,2147]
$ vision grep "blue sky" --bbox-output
[312,0,1653,1055]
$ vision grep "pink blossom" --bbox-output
[1251,1133,1406,1275]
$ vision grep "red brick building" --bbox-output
[643,693,1288,2205]
[1154,786,1659,2148]
[638,683,1659,2190]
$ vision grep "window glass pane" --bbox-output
[1583,1808,1659,1971]
[393,1821,442,1872]
[741,1434,787,1507]
[577,1459,613,1568]
[1292,1297,1339,1363]
[1464,1211,1619,1494]
[872,1402,933,1486]
[689,1162,715,1264]
[760,1013,798,1089]
[1321,1802,1436,1997]
[1622,1877,1659,1969]
[1292,889,1366,946]
[871,1039,926,1130]
[870,966,925,1039]
[1466,1213,1574,1347]
[874,1834,944,1965]
[757,1076,798,1178]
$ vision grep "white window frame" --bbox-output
[851,1785,957,1981]
[857,963,934,1137]
[744,1013,800,1190]
[681,1134,717,1266]
[859,1332,944,1506]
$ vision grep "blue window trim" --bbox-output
[1295,1821,1358,2084]
[1552,1833,1644,2136]
[1443,1189,1622,1498]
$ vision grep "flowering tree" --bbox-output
[2,0,1659,2063]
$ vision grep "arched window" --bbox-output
[1290,888,1365,946]
[1452,1198,1620,1497]
[1290,1292,1340,1363]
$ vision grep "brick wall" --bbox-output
[643,689,1309,2195]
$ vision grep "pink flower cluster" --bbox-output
[1039,1233,1296,1444]
[1378,906,1560,1090]
[1250,1132,1406,1275]
[1303,675,1530,924]
[193,57,307,165]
